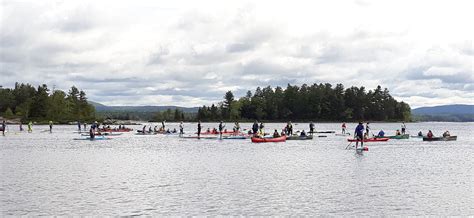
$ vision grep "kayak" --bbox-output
[100,128,133,132]
[179,135,218,139]
[73,136,110,140]
[376,134,409,139]
[81,132,122,136]
[222,135,250,139]
[135,132,158,135]
[199,131,240,135]
[251,136,287,143]
[310,131,335,134]
[286,135,313,140]
[347,138,389,142]
[423,136,457,141]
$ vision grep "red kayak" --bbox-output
[347,138,389,142]
[251,136,287,143]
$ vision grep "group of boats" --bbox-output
[73,126,458,144]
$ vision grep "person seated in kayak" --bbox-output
[442,131,450,137]
[280,129,286,136]
[248,130,253,135]
[418,131,423,137]
[149,126,153,132]
[377,129,385,137]
[427,130,433,138]
[395,129,401,135]
[300,130,306,137]
[273,129,280,138]
[172,128,177,133]
[166,129,171,134]
[354,122,365,148]
[206,128,211,133]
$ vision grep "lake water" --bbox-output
[1,122,473,216]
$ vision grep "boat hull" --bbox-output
[251,136,287,143]
[347,138,389,142]
[423,136,457,141]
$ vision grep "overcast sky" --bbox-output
[1,0,473,108]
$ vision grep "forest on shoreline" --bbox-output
[197,83,411,122]
[1,82,411,123]
[0,83,95,123]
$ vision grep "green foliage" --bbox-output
[0,82,96,123]
[197,83,411,122]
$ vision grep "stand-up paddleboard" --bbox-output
[73,136,111,140]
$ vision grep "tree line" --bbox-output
[0,82,96,123]
[197,83,411,122]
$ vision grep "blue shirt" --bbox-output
[355,124,364,135]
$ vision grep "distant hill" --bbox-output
[89,101,199,113]
[412,104,474,122]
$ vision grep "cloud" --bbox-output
[0,0,473,108]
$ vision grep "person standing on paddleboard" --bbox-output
[288,121,293,136]
[77,121,81,131]
[1,120,6,136]
[197,121,202,139]
[49,121,53,133]
[309,122,315,136]
[342,123,346,134]
[19,123,23,131]
[252,121,259,135]
[365,122,371,137]
[27,121,32,133]
[355,122,365,149]
[179,121,184,136]
[401,122,406,135]
[218,121,225,138]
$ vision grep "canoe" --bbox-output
[423,136,457,141]
[347,138,389,142]
[251,136,287,143]
[376,134,409,139]
[286,135,313,140]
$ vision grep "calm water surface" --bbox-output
[1,122,473,215]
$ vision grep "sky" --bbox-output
[1,0,473,108]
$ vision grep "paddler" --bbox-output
[142,125,146,134]
[401,122,407,135]
[179,121,184,136]
[161,120,166,130]
[395,129,401,135]
[218,121,225,138]
[417,131,423,137]
[365,122,371,137]
[342,122,346,134]
[89,127,95,139]
[354,122,365,149]
[197,120,202,139]
[273,129,280,138]
[377,129,385,137]
[49,121,53,133]
[427,130,433,138]
[287,121,293,135]
[309,122,314,135]
[77,121,81,131]
[259,122,265,135]
[442,131,450,137]
[2,120,6,136]
[19,123,23,131]
[234,122,240,133]
[27,121,33,133]
[252,121,259,135]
